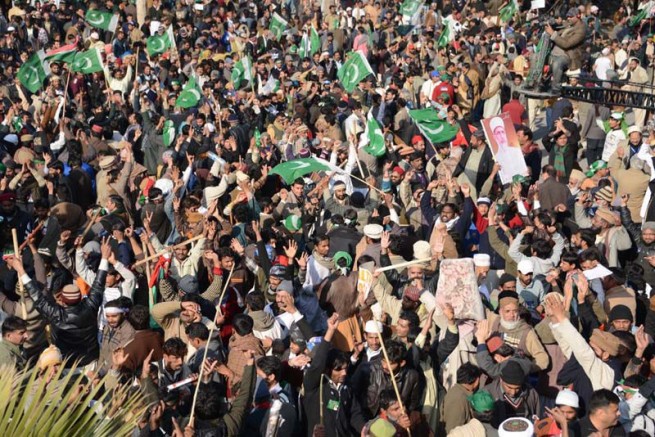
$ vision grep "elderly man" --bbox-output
[488,291,549,370]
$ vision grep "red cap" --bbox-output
[0,192,16,202]
[91,125,103,134]
[392,166,405,176]
[403,285,422,302]
[411,135,423,145]
[486,335,504,353]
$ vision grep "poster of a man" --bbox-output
[481,113,528,184]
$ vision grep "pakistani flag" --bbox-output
[409,109,460,144]
[299,26,321,59]
[71,49,104,74]
[230,55,252,89]
[85,10,119,32]
[359,114,386,157]
[337,51,374,93]
[499,0,518,23]
[17,51,49,94]
[176,76,202,108]
[163,120,176,147]
[400,0,423,18]
[269,12,288,40]
[437,19,452,48]
[629,2,653,26]
[270,157,341,184]
[147,27,175,56]
[45,39,78,64]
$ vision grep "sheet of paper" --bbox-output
[582,264,613,280]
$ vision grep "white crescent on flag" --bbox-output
[150,37,165,53]
[87,13,105,27]
[288,161,311,170]
[420,123,444,135]
[27,67,40,85]
[80,57,93,71]
[188,89,201,101]
[346,63,360,86]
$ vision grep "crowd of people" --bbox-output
[2,0,655,436]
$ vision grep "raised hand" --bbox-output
[284,239,298,260]
[635,325,650,357]
[380,231,391,250]
[475,319,491,344]
[112,347,130,369]
[230,239,245,256]
[296,252,309,270]
[100,237,112,260]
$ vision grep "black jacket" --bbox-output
[27,268,107,367]
[303,339,357,437]
[453,145,494,194]
[351,359,421,426]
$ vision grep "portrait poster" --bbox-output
[435,258,485,321]
[481,112,528,185]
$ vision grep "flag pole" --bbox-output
[11,229,27,320]
[374,315,411,436]
[188,265,235,427]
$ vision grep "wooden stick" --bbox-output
[374,315,411,436]
[375,257,432,273]
[133,234,204,267]
[189,265,235,426]
[348,172,386,196]
[142,239,152,284]
[12,229,27,319]
[19,221,44,251]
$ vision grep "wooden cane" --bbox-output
[12,229,27,319]
[188,265,235,426]
[19,221,44,251]
[375,257,432,273]
[133,234,204,267]
[374,316,411,436]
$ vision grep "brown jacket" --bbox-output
[550,19,587,70]
[227,334,264,381]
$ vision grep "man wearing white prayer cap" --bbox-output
[351,320,383,366]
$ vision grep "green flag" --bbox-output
[437,19,452,48]
[337,51,374,93]
[146,28,175,56]
[230,55,252,89]
[71,48,104,74]
[176,76,201,108]
[299,26,321,59]
[163,120,176,147]
[499,1,518,23]
[629,5,651,27]
[17,51,49,94]
[269,12,288,40]
[85,10,119,32]
[12,116,22,133]
[270,157,340,184]
[400,0,422,18]
[254,128,262,148]
[409,109,460,144]
[360,115,386,157]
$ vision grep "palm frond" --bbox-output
[0,362,147,437]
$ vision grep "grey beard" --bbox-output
[500,318,520,330]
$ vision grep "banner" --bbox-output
[480,112,528,185]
